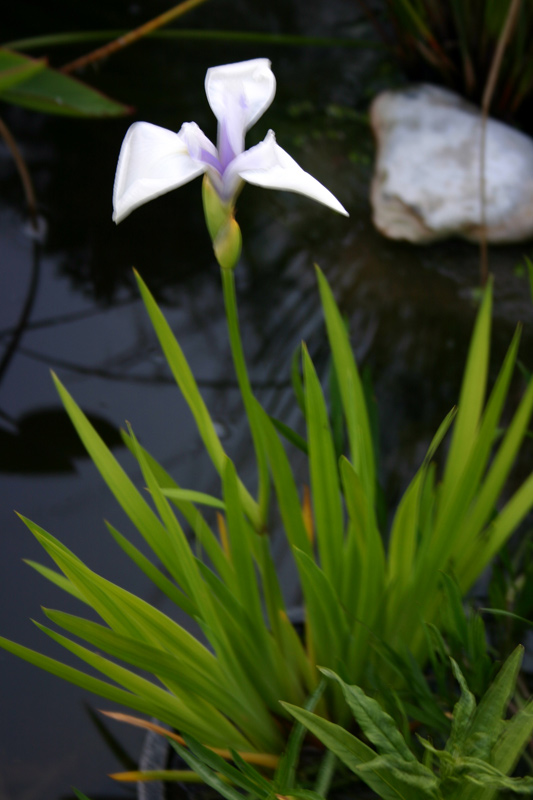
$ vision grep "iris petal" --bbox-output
[112,122,210,223]
[113,62,348,225]
[205,59,276,162]
[234,131,349,216]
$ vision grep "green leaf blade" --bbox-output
[316,266,376,507]
[0,49,130,116]
[134,271,260,528]
[0,49,46,91]
[303,345,344,584]
[320,669,416,763]
[282,703,436,800]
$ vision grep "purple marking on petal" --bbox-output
[200,149,222,174]
[218,119,236,172]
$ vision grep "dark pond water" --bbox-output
[2,2,533,799]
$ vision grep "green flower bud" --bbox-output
[202,175,241,270]
[213,217,242,271]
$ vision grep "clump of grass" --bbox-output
[362,0,533,120]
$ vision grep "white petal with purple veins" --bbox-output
[113,60,349,225]
[205,59,276,164]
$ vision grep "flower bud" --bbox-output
[213,217,242,271]
[202,175,241,270]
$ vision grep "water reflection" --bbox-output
[0,408,122,473]
[2,7,533,800]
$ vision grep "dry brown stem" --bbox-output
[61,0,211,75]
[478,0,522,286]
[0,116,38,228]
[101,710,280,769]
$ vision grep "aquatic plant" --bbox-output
[160,647,533,799]
[285,648,533,799]
[1,58,533,793]
[112,57,347,272]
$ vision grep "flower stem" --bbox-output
[220,267,270,529]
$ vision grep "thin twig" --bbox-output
[0,116,42,388]
[17,344,292,390]
[353,0,396,48]
[0,297,135,340]
[481,0,522,114]
[478,0,522,286]
[61,0,211,74]
[0,238,41,387]
[0,116,38,228]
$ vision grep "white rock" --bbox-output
[370,84,533,243]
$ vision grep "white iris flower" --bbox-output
[112,58,348,224]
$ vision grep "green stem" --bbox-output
[220,267,270,530]
[3,29,382,53]
[314,749,337,797]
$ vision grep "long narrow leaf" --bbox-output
[161,488,225,509]
[440,282,492,504]
[105,521,196,616]
[42,608,252,730]
[340,457,385,630]
[0,634,193,726]
[456,374,533,588]
[293,549,350,675]
[52,374,197,598]
[221,458,265,630]
[254,401,312,557]
[316,266,376,507]
[275,679,326,791]
[134,271,260,528]
[120,429,232,584]
[388,405,457,602]
[127,424,213,615]
[303,345,344,584]
[23,559,88,603]
[24,521,220,683]
[170,740,257,800]
[36,621,249,749]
